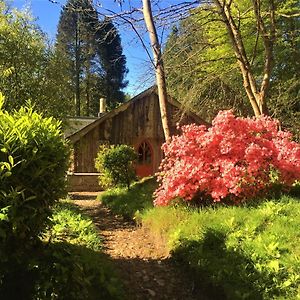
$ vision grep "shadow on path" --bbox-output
[72,193,205,300]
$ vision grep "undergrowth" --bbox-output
[100,178,300,299]
[98,176,157,219]
[45,201,102,250]
[1,201,124,300]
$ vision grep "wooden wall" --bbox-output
[73,93,200,174]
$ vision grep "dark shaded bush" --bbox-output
[95,144,137,189]
[0,201,123,299]
[33,242,123,300]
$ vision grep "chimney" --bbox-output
[98,97,106,117]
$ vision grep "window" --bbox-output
[137,141,152,164]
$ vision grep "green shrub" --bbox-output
[95,144,137,189]
[31,202,123,300]
[0,97,69,245]
[0,95,69,292]
[33,242,123,300]
[141,197,300,299]
[99,177,157,219]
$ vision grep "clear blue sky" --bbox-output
[11,0,184,96]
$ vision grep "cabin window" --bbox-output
[137,141,152,164]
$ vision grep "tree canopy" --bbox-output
[164,0,300,136]
[0,2,72,119]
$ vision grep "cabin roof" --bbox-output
[65,85,208,143]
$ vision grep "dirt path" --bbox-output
[71,192,202,300]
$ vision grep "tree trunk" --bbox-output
[142,0,171,140]
[213,0,275,117]
[75,13,81,116]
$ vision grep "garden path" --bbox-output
[71,192,202,300]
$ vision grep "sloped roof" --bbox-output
[64,117,99,138]
[66,85,208,143]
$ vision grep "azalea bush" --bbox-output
[155,110,300,206]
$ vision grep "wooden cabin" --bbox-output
[66,86,207,191]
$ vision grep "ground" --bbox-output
[71,192,203,300]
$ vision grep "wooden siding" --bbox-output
[72,93,201,174]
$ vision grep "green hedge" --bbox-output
[141,197,300,299]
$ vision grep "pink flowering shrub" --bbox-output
[154,110,300,206]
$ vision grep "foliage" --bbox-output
[32,242,123,300]
[164,0,300,133]
[97,17,129,110]
[0,96,70,267]
[45,201,102,250]
[99,177,157,219]
[155,110,300,206]
[56,0,128,115]
[34,202,123,300]
[0,201,123,299]
[0,2,73,118]
[95,144,137,189]
[141,196,300,300]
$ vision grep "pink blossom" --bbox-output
[154,110,300,206]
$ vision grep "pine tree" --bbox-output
[56,0,128,116]
[95,17,128,109]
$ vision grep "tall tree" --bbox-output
[142,0,170,140]
[0,2,72,118]
[96,17,128,109]
[164,0,300,134]
[56,0,128,116]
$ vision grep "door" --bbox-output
[135,140,153,177]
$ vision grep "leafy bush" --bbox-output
[141,197,300,299]
[0,96,69,245]
[33,242,123,300]
[95,144,137,189]
[155,110,300,205]
[0,95,69,293]
[99,177,157,219]
[33,202,122,300]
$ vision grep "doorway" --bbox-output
[135,140,153,177]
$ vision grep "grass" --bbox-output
[98,176,157,219]
[99,179,300,299]
[38,201,124,299]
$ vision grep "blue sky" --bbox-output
[11,0,182,96]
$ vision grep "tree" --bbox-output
[164,0,300,135]
[0,2,72,118]
[142,0,171,140]
[96,17,128,110]
[164,20,250,122]
[56,0,128,116]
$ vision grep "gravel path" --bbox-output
[71,192,203,300]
